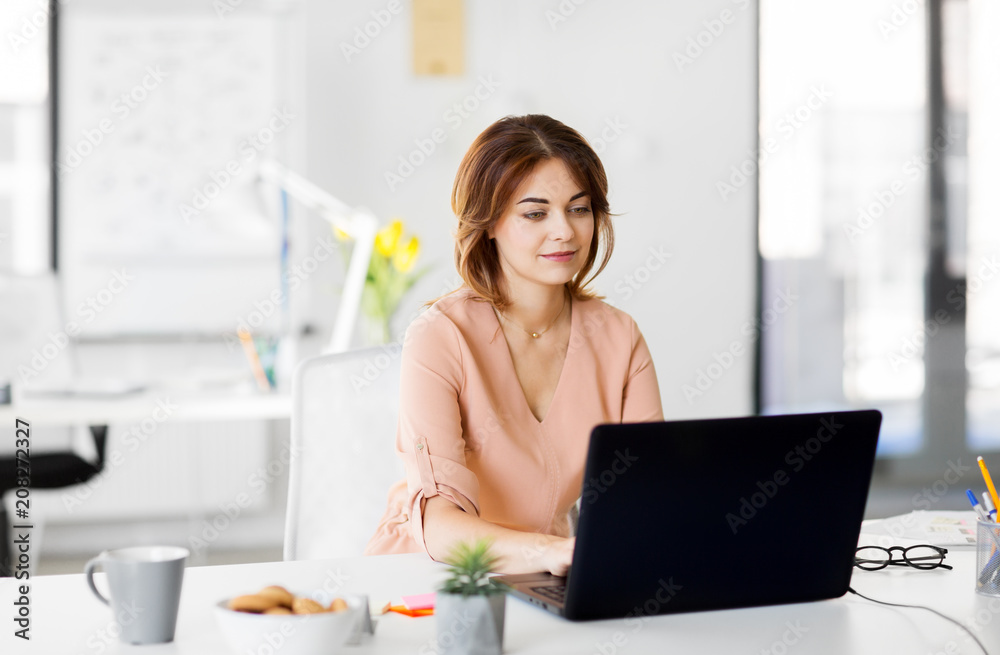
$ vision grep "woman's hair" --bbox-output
[448,114,614,309]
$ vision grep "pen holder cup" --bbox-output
[976,521,1000,596]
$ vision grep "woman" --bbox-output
[364,114,663,575]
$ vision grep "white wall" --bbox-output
[15,0,759,560]
[302,0,759,419]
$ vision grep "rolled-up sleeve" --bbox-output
[396,309,481,554]
[622,318,664,422]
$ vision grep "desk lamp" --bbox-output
[256,160,377,353]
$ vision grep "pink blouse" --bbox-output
[364,288,663,556]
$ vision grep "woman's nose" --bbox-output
[548,211,574,240]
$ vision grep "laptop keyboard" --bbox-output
[531,584,567,603]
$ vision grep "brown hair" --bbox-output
[446,114,614,309]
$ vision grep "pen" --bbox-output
[983,492,1000,586]
[979,457,1000,516]
[255,337,278,389]
[969,489,990,522]
[983,492,997,522]
[238,328,273,392]
[982,549,1000,587]
[971,487,1000,588]
[977,502,1000,588]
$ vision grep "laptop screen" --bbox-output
[563,410,881,620]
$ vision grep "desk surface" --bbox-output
[0,388,291,426]
[3,549,994,654]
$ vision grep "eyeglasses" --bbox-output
[854,545,952,571]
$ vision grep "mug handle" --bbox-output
[84,554,110,606]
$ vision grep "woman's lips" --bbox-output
[541,251,575,262]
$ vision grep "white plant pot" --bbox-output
[435,593,506,655]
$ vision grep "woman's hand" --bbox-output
[539,535,575,577]
[513,532,575,576]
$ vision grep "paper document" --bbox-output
[861,510,977,547]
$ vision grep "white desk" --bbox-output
[2,549,994,654]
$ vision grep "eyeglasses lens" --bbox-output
[903,545,944,570]
[855,546,890,570]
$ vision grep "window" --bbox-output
[759,0,996,470]
[0,0,52,274]
[963,0,1000,451]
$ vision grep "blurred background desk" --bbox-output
[0,368,296,573]
[0,386,292,576]
[0,387,291,426]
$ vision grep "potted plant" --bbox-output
[436,539,506,655]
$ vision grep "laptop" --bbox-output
[495,410,882,621]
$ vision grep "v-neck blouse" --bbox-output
[364,288,663,557]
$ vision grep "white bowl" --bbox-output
[214,591,362,655]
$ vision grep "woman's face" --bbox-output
[489,158,594,298]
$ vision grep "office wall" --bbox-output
[302,0,759,419]
[27,0,759,559]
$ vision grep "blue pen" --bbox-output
[982,549,1000,587]
[984,492,998,522]
[969,489,990,522]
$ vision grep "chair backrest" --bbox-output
[284,346,404,561]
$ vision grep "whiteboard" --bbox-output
[57,1,304,336]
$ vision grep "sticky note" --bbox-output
[401,592,436,611]
[388,605,434,617]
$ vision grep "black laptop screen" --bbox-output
[564,410,881,620]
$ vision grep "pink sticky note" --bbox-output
[401,592,436,611]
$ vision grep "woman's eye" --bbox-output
[524,211,545,220]
[571,206,592,215]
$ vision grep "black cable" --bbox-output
[847,587,988,655]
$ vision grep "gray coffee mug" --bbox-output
[85,546,189,645]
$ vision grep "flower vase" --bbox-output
[362,314,392,346]
[435,593,506,655]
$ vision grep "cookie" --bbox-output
[292,597,326,614]
[258,585,295,608]
[263,606,294,615]
[229,594,280,613]
[328,598,348,613]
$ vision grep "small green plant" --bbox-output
[439,539,506,597]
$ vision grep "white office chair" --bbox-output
[284,346,404,561]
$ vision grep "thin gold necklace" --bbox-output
[495,292,568,339]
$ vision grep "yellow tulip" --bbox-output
[375,219,404,257]
[392,236,420,273]
[332,225,352,242]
